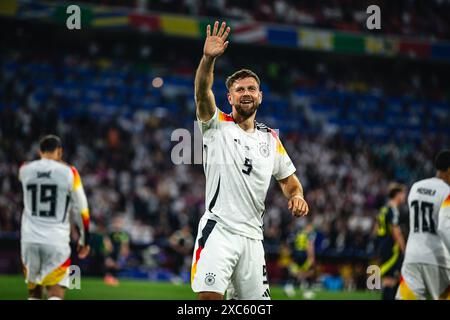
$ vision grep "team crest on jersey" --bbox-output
[205,273,216,286]
[259,142,270,158]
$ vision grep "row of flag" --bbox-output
[1,0,449,61]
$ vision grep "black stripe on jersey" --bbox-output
[62,194,70,223]
[208,178,220,212]
[203,144,208,171]
[198,219,217,247]
[255,121,271,133]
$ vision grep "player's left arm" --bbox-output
[392,225,406,254]
[272,132,308,218]
[437,194,450,253]
[278,174,309,217]
[70,166,91,259]
[18,162,27,182]
[307,236,315,266]
[389,210,405,254]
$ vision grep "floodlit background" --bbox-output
[0,0,449,299]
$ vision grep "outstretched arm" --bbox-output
[195,21,230,122]
[70,166,91,259]
[437,195,450,253]
[278,174,309,217]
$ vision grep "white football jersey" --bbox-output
[198,108,296,240]
[437,193,450,255]
[404,177,450,267]
[19,158,90,246]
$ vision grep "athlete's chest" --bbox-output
[217,126,275,175]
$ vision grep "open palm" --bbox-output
[204,21,231,58]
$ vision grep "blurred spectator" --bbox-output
[105,216,131,286]
[168,224,194,280]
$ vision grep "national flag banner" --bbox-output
[0,0,18,16]
[229,22,267,44]
[266,26,298,47]
[298,28,333,51]
[333,32,365,54]
[382,37,400,56]
[16,0,54,20]
[1,1,448,63]
[365,36,386,55]
[129,13,161,32]
[160,15,200,38]
[91,10,128,28]
[399,40,431,59]
[431,43,450,61]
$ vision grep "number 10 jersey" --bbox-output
[404,177,450,267]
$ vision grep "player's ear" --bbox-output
[446,167,450,180]
[227,92,232,105]
[259,90,263,104]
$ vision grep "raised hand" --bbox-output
[203,21,231,58]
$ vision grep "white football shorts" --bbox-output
[191,217,271,300]
[21,242,71,289]
[396,263,450,300]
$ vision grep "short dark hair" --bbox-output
[388,182,405,199]
[225,69,261,91]
[435,150,450,171]
[39,135,62,152]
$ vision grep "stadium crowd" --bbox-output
[0,28,449,287]
[73,0,450,40]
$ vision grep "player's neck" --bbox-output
[232,111,256,133]
[388,199,398,208]
[436,172,450,185]
[40,154,59,161]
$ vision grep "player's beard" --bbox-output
[234,100,260,118]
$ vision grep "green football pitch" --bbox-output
[0,275,380,300]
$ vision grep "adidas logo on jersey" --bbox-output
[255,122,270,132]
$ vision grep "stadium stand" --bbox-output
[0,8,449,289]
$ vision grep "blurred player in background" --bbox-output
[88,219,116,285]
[104,215,130,287]
[191,21,309,300]
[283,221,316,298]
[19,135,90,300]
[169,224,194,283]
[375,182,406,300]
[397,150,450,300]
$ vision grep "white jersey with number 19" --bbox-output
[404,177,450,267]
[19,158,90,246]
